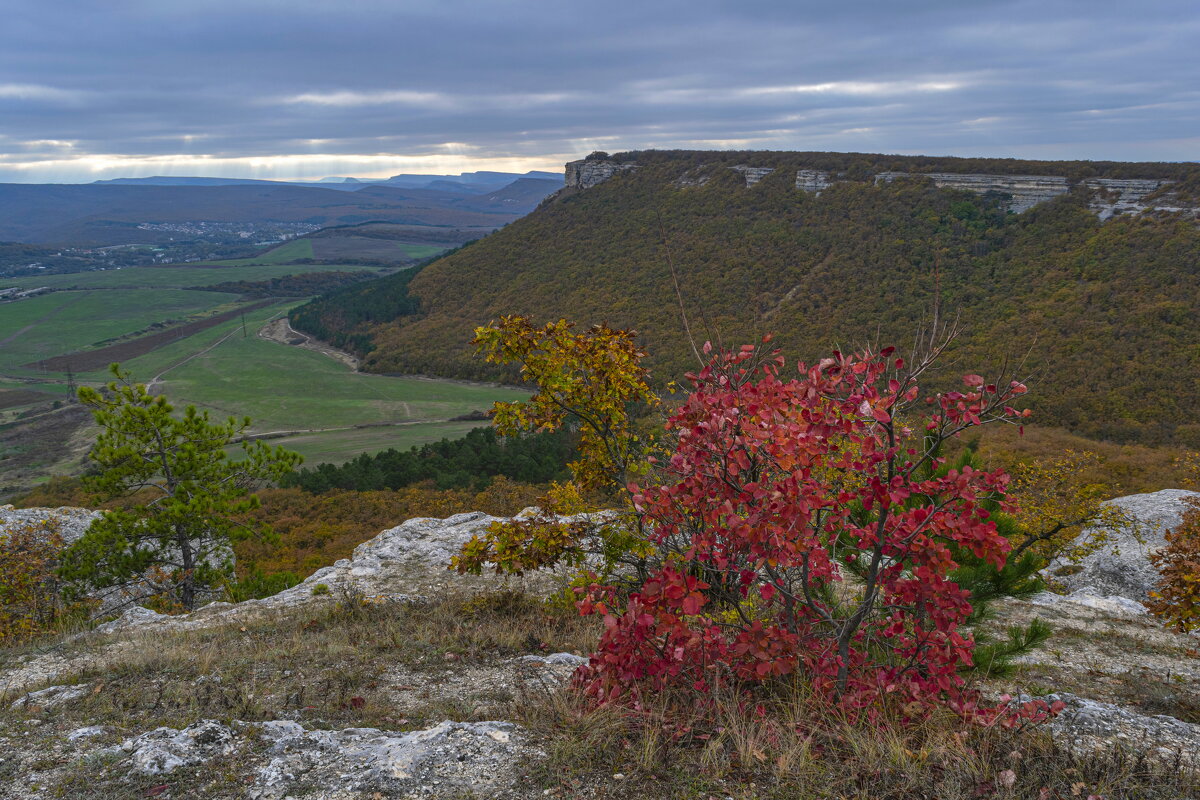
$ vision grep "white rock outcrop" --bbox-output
[1048,488,1200,602]
[1038,693,1200,767]
[0,505,100,543]
[731,165,775,186]
[876,171,1071,213]
[253,719,533,799]
[121,719,237,776]
[795,169,833,193]
[1084,178,1169,220]
[564,157,636,189]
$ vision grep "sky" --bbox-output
[1,0,1197,183]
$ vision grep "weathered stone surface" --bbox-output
[1049,488,1200,602]
[564,158,636,189]
[74,717,537,797]
[1084,178,1170,220]
[875,171,1070,213]
[795,169,833,193]
[1029,590,1148,617]
[1037,692,1200,767]
[252,719,534,799]
[9,682,90,711]
[120,719,237,775]
[0,505,100,543]
[66,725,107,741]
[731,165,775,186]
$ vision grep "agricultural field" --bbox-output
[134,302,522,464]
[0,288,238,373]
[205,238,314,265]
[0,261,389,291]
[0,258,521,494]
[209,236,449,266]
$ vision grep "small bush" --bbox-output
[1148,496,1200,632]
[0,519,89,644]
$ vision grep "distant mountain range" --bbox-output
[0,172,563,246]
[92,170,563,194]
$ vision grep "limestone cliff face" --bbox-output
[562,155,1196,220]
[795,169,833,193]
[731,165,775,186]
[1083,178,1173,220]
[876,171,1070,213]
[563,157,637,189]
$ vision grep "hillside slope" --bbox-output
[294,150,1200,446]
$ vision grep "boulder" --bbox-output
[121,720,237,776]
[1049,489,1200,602]
[1038,693,1200,768]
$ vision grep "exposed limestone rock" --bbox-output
[121,719,237,775]
[674,163,715,187]
[564,157,636,189]
[515,652,588,668]
[66,725,107,741]
[731,165,775,186]
[252,719,533,799]
[1048,488,1200,602]
[9,682,90,711]
[876,171,1070,213]
[93,604,169,634]
[1029,590,1148,617]
[1084,177,1174,220]
[1036,693,1200,768]
[795,169,833,193]
[0,505,100,543]
[77,510,613,638]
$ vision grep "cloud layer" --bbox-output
[2,0,1197,182]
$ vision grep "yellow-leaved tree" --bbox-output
[451,317,661,580]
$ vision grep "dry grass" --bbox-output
[517,680,1200,799]
[0,587,599,734]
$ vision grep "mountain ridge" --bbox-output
[291,149,1200,446]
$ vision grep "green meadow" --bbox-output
[0,289,236,373]
[1,261,387,291]
[0,259,520,470]
[206,238,315,265]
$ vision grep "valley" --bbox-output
[0,228,524,497]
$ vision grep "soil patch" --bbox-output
[25,300,276,373]
[0,390,53,410]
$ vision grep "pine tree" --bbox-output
[59,364,302,611]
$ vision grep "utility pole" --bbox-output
[241,312,247,338]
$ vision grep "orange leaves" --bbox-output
[1148,496,1200,632]
[0,519,85,645]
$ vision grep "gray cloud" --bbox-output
[1,0,1197,181]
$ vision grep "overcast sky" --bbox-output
[1,0,1197,183]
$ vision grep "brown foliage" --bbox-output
[233,478,544,578]
[1148,497,1200,632]
[0,519,78,644]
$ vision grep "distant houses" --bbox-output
[0,286,52,302]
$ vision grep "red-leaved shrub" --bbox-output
[574,342,1049,723]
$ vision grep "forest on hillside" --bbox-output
[290,150,1200,446]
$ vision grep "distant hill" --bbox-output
[291,149,1200,447]
[379,170,563,193]
[92,176,283,187]
[0,180,549,246]
[88,170,564,194]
